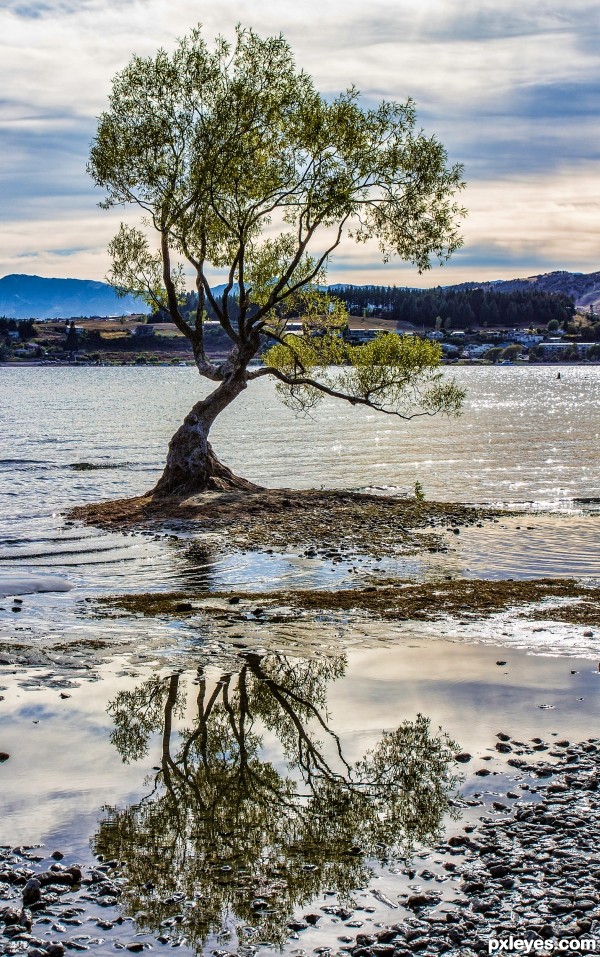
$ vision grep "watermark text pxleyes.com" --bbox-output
[489,939,598,954]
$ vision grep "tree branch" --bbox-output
[251,213,351,327]
[160,233,195,342]
[247,366,450,419]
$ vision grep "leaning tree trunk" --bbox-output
[151,375,259,497]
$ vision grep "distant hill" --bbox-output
[2,269,599,321]
[0,275,147,320]
[448,270,600,313]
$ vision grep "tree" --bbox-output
[501,343,523,361]
[64,320,79,353]
[484,346,503,364]
[89,26,466,497]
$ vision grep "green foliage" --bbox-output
[414,479,425,501]
[89,24,465,346]
[107,224,186,312]
[501,343,523,361]
[484,346,503,364]
[333,285,575,330]
[264,330,465,418]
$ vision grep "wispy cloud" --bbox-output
[0,0,598,282]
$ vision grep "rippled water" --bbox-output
[1,366,600,954]
[0,365,599,656]
[1,365,600,509]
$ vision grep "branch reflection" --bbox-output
[95,652,461,950]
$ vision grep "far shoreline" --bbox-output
[2,359,600,368]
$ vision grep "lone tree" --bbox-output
[89,26,466,497]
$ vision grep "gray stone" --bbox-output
[22,880,41,907]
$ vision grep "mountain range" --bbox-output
[1,270,599,320]
[449,270,600,312]
[0,274,146,320]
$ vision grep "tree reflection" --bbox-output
[95,653,460,950]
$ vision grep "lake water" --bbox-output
[1,365,599,511]
[0,366,599,954]
[1,365,599,654]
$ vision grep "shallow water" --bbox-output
[1,641,598,954]
[1,366,600,954]
[0,366,599,656]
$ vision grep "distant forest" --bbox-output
[151,285,575,330]
[0,317,36,338]
[332,285,575,329]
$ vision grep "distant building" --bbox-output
[512,333,544,346]
[344,329,379,344]
[539,339,574,356]
[462,344,489,358]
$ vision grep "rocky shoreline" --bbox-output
[69,489,501,557]
[2,738,599,956]
[93,576,600,629]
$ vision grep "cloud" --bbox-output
[0,0,598,282]
[8,162,595,290]
[0,119,94,220]
[293,163,600,286]
[0,209,127,280]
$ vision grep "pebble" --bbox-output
[337,739,600,956]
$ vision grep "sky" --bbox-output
[1,0,599,288]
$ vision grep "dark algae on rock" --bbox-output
[93,577,600,628]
